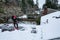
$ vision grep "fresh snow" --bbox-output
[41,11,60,40]
[0,11,60,40]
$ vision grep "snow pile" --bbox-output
[40,11,60,40]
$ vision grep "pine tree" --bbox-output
[21,0,34,14]
[27,0,34,7]
[5,0,9,5]
[43,0,58,9]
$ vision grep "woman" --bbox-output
[12,15,18,29]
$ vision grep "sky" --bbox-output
[58,0,60,4]
[33,0,45,8]
[33,0,60,8]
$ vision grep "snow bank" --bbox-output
[41,11,60,40]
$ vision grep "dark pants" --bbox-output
[13,21,18,28]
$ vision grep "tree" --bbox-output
[21,0,27,14]
[36,16,40,25]
[43,0,58,9]
[5,0,9,5]
[0,1,4,13]
[27,0,34,7]
[21,0,34,14]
